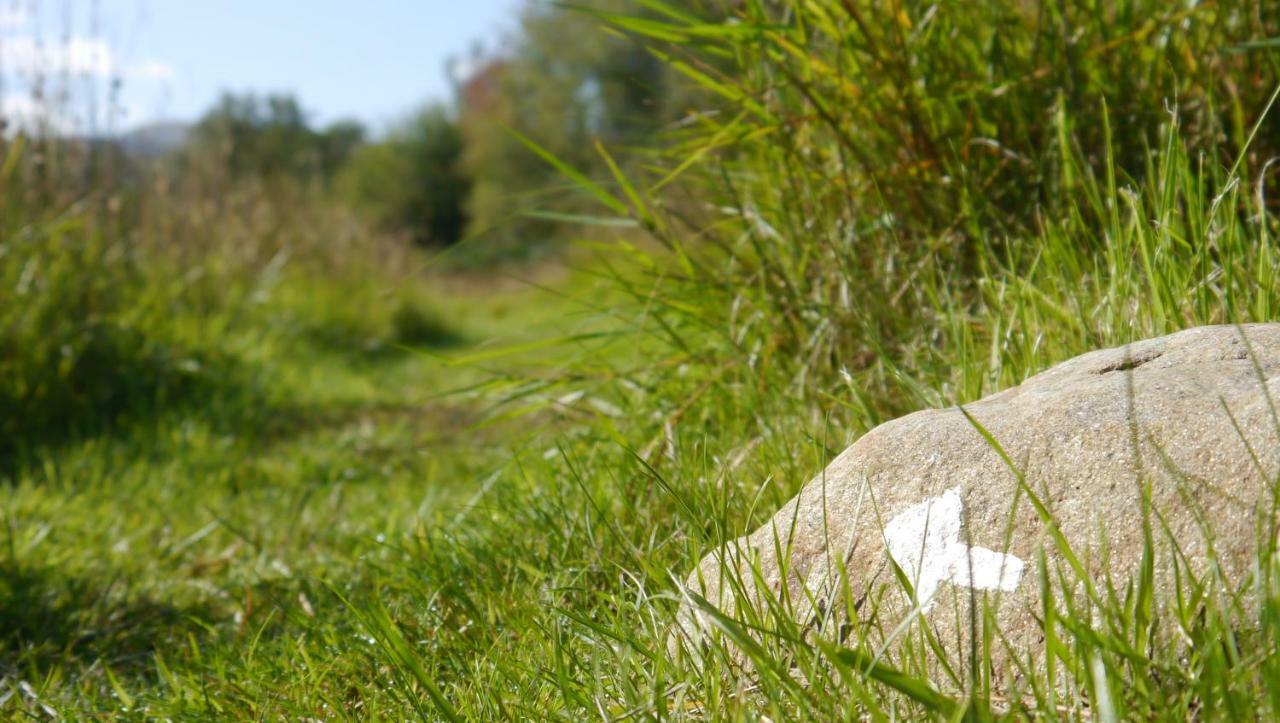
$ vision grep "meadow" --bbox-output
[4,0,1280,719]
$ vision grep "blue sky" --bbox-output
[0,0,522,133]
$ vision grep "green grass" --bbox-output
[0,245,613,716]
[6,0,1280,718]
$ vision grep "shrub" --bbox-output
[576,0,1280,410]
[0,206,227,461]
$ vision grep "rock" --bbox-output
[671,324,1280,674]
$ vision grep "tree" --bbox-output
[340,104,470,246]
[454,1,672,255]
[192,92,364,184]
[315,120,366,184]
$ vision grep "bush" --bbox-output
[0,208,230,461]
[641,0,1277,242]
[579,0,1280,408]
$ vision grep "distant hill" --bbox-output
[118,121,190,158]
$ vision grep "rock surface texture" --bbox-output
[672,324,1280,669]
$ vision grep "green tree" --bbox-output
[192,92,364,184]
[340,104,470,246]
[315,120,366,184]
[456,1,671,256]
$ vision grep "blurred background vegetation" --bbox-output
[0,0,677,462]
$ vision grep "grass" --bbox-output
[5,0,1280,718]
[0,240,608,716]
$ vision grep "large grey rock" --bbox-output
[672,324,1280,673]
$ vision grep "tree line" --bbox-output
[181,1,673,262]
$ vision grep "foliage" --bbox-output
[0,130,423,469]
[0,140,230,464]
[0,209,225,462]
[579,0,1280,404]
[630,0,1279,246]
[456,0,672,258]
[340,104,472,245]
[191,92,365,183]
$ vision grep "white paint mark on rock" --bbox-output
[883,488,1024,612]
